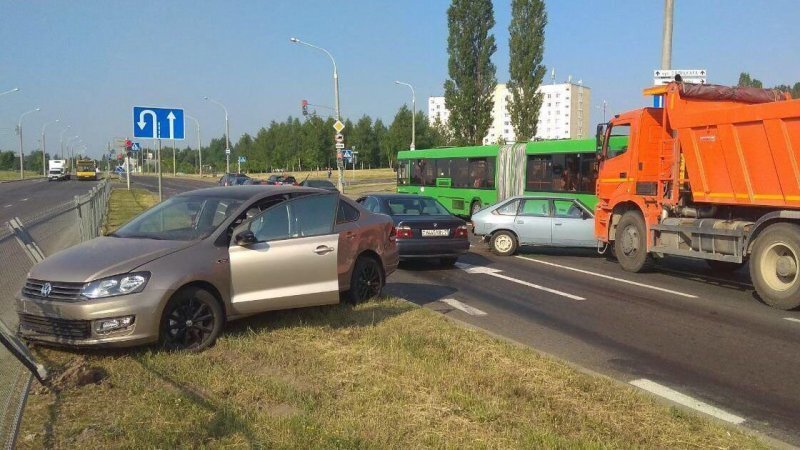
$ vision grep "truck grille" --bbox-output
[22,279,84,302]
[18,314,91,339]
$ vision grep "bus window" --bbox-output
[577,153,598,193]
[526,155,551,191]
[397,162,408,186]
[551,154,566,190]
[452,158,470,187]
[436,159,452,178]
[411,159,432,186]
[486,158,496,189]
[467,158,486,188]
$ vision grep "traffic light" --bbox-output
[125,140,133,158]
[301,100,308,116]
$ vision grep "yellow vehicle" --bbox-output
[75,159,98,181]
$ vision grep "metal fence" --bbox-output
[0,179,111,449]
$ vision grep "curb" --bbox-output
[0,177,45,184]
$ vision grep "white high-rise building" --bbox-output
[427,81,591,144]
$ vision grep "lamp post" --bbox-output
[204,97,230,174]
[595,100,608,123]
[40,119,60,176]
[394,81,416,150]
[58,125,71,159]
[1,87,20,98]
[290,37,344,192]
[17,107,41,179]
[66,135,80,172]
[187,115,203,177]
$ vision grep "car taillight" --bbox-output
[395,225,413,239]
[389,226,397,242]
[455,225,469,238]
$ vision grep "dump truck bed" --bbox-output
[662,83,800,208]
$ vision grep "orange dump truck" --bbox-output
[595,82,800,309]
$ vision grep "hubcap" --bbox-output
[164,297,215,350]
[494,235,513,253]
[761,242,799,292]
[621,225,639,256]
[357,262,381,300]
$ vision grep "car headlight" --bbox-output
[81,272,150,299]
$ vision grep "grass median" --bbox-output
[0,171,42,181]
[17,187,765,448]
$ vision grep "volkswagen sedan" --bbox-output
[16,186,398,351]
[471,196,597,255]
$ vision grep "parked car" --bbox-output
[300,179,338,191]
[356,194,469,266]
[241,178,265,185]
[265,175,285,185]
[281,175,298,185]
[16,186,398,351]
[218,173,250,186]
[471,196,596,256]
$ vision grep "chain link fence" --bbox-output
[0,180,111,449]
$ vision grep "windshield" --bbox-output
[113,195,243,241]
[77,162,95,171]
[385,197,451,216]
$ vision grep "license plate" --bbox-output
[421,229,449,237]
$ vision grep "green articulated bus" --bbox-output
[397,139,605,217]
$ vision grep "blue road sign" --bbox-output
[114,166,126,174]
[652,95,664,108]
[238,156,246,163]
[133,106,185,140]
[131,142,141,151]
[342,149,353,159]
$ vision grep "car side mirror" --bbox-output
[235,230,257,246]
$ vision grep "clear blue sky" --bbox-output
[1,0,798,158]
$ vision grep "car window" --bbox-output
[553,200,584,219]
[385,197,450,216]
[520,199,550,217]
[495,199,520,216]
[336,199,360,224]
[249,194,337,242]
[361,197,380,213]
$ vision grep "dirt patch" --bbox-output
[32,357,107,394]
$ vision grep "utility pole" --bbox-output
[172,138,176,176]
[661,0,674,70]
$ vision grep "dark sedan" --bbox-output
[356,194,469,266]
[218,173,250,186]
[300,179,338,191]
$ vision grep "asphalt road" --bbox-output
[0,178,100,224]
[99,178,800,444]
[127,175,215,199]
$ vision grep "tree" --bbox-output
[443,0,497,146]
[507,0,547,141]
[738,72,763,89]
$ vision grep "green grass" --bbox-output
[16,185,766,448]
[0,170,42,181]
[102,188,158,233]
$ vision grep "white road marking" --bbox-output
[784,317,800,324]
[455,262,585,301]
[20,198,28,201]
[515,256,698,299]
[3,204,11,208]
[440,298,487,316]
[629,378,745,424]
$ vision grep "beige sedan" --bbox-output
[16,186,398,351]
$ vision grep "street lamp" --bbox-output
[187,115,203,177]
[66,135,80,171]
[40,119,60,176]
[1,87,20,98]
[58,125,71,159]
[203,97,230,174]
[394,81,416,150]
[17,107,41,179]
[595,100,608,123]
[290,37,344,191]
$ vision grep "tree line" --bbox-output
[738,72,800,98]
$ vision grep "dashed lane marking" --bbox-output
[3,204,11,208]
[439,298,487,316]
[515,256,698,299]
[20,198,28,201]
[784,317,800,324]
[629,378,745,424]
[455,262,585,301]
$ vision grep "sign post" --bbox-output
[652,69,707,108]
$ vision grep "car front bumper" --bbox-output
[15,288,173,348]
[397,239,470,259]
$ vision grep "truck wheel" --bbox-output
[490,231,518,256]
[706,260,745,273]
[614,211,653,272]
[750,223,800,310]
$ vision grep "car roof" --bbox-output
[175,185,328,201]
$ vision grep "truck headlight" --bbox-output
[82,272,150,299]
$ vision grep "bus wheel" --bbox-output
[470,200,482,218]
[750,223,800,310]
[614,211,652,273]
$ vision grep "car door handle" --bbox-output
[554,223,563,226]
[314,245,334,255]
